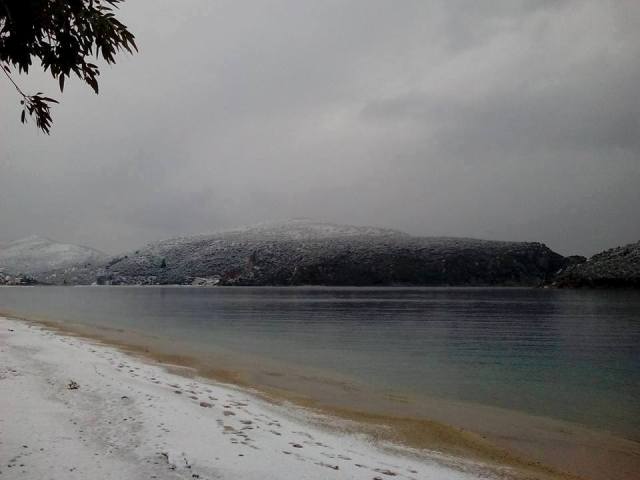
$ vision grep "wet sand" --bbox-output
[2,311,639,480]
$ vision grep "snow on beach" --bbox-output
[0,316,488,480]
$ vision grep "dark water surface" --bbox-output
[1,286,638,439]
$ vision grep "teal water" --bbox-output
[1,286,638,439]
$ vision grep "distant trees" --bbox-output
[0,0,137,134]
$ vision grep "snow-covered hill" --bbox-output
[0,235,107,275]
[553,240,640,288]
[93,220,567,287]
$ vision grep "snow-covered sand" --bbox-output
[0,316,491,480]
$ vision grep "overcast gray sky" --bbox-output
[1,0,639,256]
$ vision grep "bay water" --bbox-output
[1,286,638,440]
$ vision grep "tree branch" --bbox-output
[1,63,27,98]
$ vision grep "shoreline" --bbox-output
[1,315,497,480]
[2,313,639,479]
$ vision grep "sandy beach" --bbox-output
[0,315,504,480]
[3,313,640,480]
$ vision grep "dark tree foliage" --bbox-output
[0,0,137,134]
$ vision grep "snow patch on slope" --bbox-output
[190,219,409,242]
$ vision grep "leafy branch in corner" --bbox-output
[0,0,137,134]
[2,63,58,133]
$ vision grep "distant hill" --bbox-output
[87,220,567,287]
[0,235,106,278]
[10,225,639,288]
[552,241,640,288]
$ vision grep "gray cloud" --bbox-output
[1,0,638,255]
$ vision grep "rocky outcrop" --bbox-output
[552,241,640,288]
[87,220,566,287]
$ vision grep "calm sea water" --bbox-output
[1,286,639,439]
